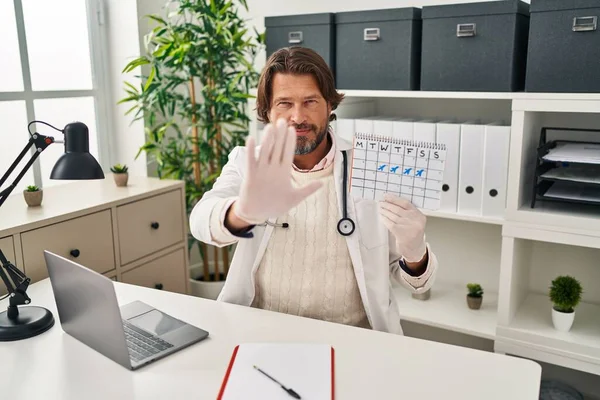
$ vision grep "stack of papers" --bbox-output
[544,181,600,203]
[543,142,600,164]
[541,164,600,184]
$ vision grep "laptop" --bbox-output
[44,250,209,370]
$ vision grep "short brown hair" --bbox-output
[256,46,344,123]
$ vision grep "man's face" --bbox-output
[268,73,331,155]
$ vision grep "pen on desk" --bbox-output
[253,365,301,399]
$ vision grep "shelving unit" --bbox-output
[392,281,498,340]
[246,89,600,379]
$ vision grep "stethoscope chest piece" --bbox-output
[337,217,355,236]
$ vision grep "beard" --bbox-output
[293,122,328,155]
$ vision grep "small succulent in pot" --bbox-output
[466,283,483,310]
[23,185,43,207]
[111,164,129,187]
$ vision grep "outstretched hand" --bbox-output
[233,118,323,224]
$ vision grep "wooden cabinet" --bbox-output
[21,210,115,282]
[0,177,189,295]
[0,236,17,296]
[117,190,184,265]
[121,248,187,294]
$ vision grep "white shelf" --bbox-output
[393,281,498,340]
[338,89,600,102]
[507,202,600,239]
[496,294,600,371]
[421,209,504,225]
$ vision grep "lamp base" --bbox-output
[0,306,55,341]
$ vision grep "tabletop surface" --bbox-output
[0,279,542,400]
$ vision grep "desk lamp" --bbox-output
[0,120,104,341]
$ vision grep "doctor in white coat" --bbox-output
[190,46,438,334]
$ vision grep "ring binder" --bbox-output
[354,132,448,151]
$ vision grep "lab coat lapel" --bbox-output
[333,146,369,307]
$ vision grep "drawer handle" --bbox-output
[457,23,476,37]
[70,249,80,258]
[363,28,380,41]
[151,221,160,230]
[573,16,597,32]
[155,283,163,290]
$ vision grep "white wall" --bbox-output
[105,0,147,177]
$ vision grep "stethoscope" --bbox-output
[262,150,355,236]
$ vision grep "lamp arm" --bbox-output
[0,133,55,209]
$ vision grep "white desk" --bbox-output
[0,279,541,400]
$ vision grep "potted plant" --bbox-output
[119,0,263,299]
[549,275,583,332]
[466,283,483,310]
[111,164,129,187]
[23,185,43,207]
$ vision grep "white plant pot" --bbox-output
[552,308,575,332]
[189,265,225,300]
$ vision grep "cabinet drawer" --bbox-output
[117,190,184,265]
[21,210,115,283]
[121,248,187,294]
[0,236,16,295]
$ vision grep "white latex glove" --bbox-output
[378,193,427,263]
[233,118,323,224]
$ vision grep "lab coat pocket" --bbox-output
[354,199,387,250]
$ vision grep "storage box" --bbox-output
[335,8,422,90]
[421,0,530,92]
[525,0,600,93]
[265,13,335,74]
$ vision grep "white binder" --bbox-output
[392,119,414,140]
[458,122,485,215]
[482,124,511,218]
[436,122,461,213]
[335,118,355,142]
[413,120,437,143]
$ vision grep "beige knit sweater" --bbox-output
[251,162,370,328]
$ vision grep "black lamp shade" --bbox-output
[50,122,105,180]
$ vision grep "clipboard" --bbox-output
[217,343,335,400]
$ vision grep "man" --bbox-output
[189,46,437,334]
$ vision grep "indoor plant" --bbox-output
[111,164,129,187]
[466,283,483,310]
[119,0,263,298]
[23,185,43,207]
[549,275,583,332]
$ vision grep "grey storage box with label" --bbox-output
[526,0,600,93]
[265,13,335,74]
[420,0,530,92]
[335,8,422,90]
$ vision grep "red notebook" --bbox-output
[217,343,335,400]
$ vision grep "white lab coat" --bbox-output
[189,135,438,334]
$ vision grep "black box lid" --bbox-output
[530,0,600,13]
[335,8,421,24]
[422,0,529,19]
[265,12,334,27]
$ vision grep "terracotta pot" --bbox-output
[23,190,43,207]
[467,295,482,310]
[113,172,128,187]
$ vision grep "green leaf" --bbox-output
[144,66,156,91]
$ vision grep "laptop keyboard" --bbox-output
[122,319,174,362]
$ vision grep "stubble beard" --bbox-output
[294,123,328,155]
